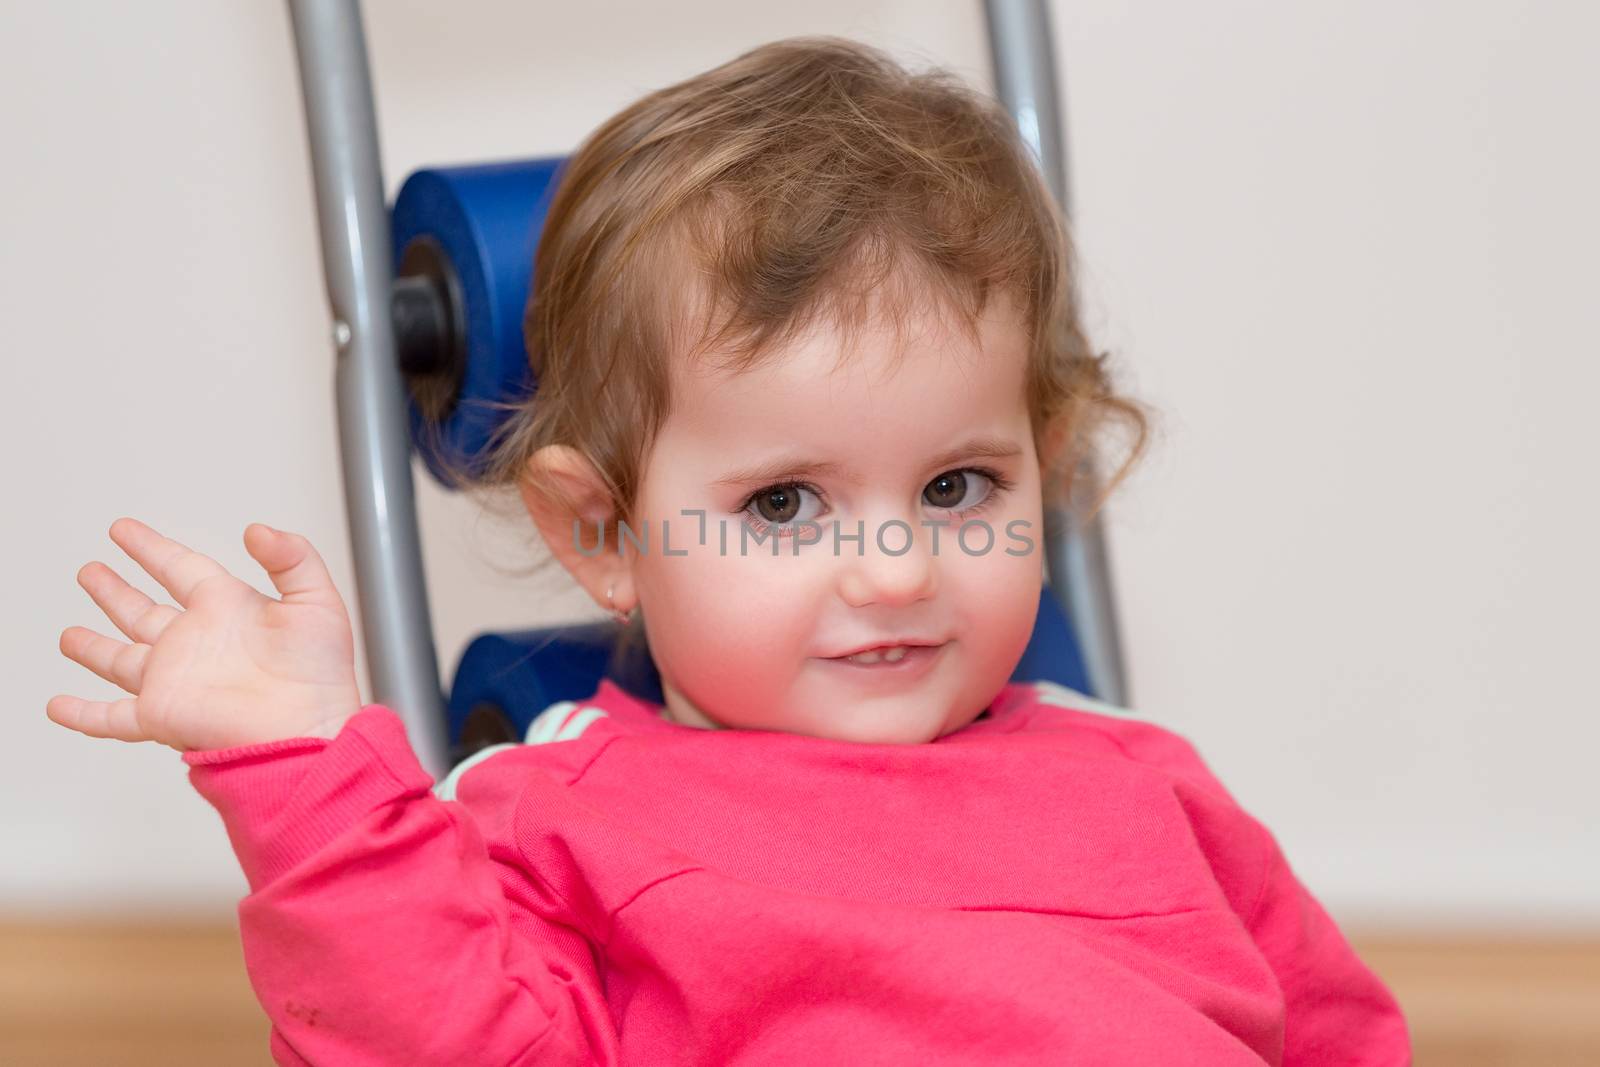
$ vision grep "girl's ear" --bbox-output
[520,445,635,614]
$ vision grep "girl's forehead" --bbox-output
[662,299,1032,465]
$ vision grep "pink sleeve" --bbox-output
[1242,826,1413,1066]
[1108,722,1411,1065]
[184,706,602,1066]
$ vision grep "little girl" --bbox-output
[50,37,1410,1066]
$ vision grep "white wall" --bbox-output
[3,1,1594,928]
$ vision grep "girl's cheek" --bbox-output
[945,522,1044,635]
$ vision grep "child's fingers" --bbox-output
[108,517,231,610]
[58,625,148,695]
[45,693,146,743]
[244,524,343,610]
[76,561,180,646]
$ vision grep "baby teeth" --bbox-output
[846,645,911,664]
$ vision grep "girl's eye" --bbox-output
[740,467,1014,538]
[743,482,824,533]
[924,468,1000,513]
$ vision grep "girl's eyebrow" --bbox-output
[711,435,1022,488]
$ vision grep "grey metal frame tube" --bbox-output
[286,0,449,775]
[983,0,1132,708]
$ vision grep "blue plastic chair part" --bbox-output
[390,157,565,486]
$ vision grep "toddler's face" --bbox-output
[629,290,1044,744]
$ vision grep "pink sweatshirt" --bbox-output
[185,678,1410,1065]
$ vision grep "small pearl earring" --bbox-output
[606,582,632,625]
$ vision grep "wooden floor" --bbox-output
[2,920,1598,1064]
[1357,933,1600,1066]
[0,921,270,1067]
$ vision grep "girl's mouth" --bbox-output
[820,642,948,678]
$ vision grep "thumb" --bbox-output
[244,523,342,608]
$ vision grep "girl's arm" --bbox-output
[1107,718,1412,1065]
[185,706,605,1066]
[1242,825,1412,1066]
[50,519,608,1065]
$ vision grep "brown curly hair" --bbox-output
[444,36,1152,586]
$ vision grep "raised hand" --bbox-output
[49,518,364,752]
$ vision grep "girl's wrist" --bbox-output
[301,711,356,741]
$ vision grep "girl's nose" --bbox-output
[836,520,939,609]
